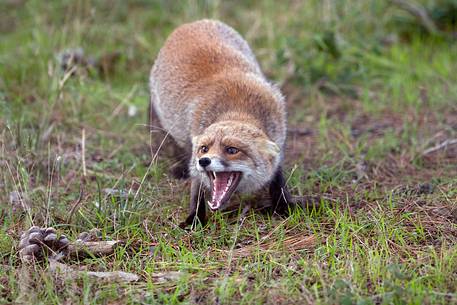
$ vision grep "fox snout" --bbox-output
[198,157,211,168]
[196,156,228,172]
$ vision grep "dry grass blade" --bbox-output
[422,139,457,156]
[81,128,87,177]
[391,0,438,34]
[283,234,317,251]
[218,233,316,259]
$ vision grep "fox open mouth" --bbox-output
[207,171,242,210]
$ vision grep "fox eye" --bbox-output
[200,145,209,153]
[226,146,239,155]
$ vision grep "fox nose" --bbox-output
[198,157,211,167]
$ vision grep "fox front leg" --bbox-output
[179,179,207,228]
[269,166,295,215]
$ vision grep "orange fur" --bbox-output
[149,19,288,201]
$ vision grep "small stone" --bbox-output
[128,105,138,117]
[9,191,22,205]
[29,226,41,233]
[58,236,69,246]
[417,183,434,195]
[44,233,57,242]
[77,232,89,241]
[28,232,44,243]
[24,244,40,254]
[20,253,33,263]
[45,227,57,234]
[103,188,129,198]
[18,238,28,250]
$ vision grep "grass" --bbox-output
[1,0,457,304]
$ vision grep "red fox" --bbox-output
[149,19,295,227]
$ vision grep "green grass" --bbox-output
[1,0,457,304]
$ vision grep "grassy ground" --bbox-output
[1,0,457,304]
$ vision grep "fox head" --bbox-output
[189,120,281,210]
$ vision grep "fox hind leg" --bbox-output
[149,96,190,179]
[169,147,190,179]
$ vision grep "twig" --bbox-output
[422,139,457,156]
[66,179,84,224]
[81,128,87,177]
[225,216,245,271]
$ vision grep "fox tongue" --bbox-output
[209,172,233,210]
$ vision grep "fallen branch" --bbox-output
[49,260,139,282]
[67,240,123,258]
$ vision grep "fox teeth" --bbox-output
[225,174,234,192]
[208,200,220,209]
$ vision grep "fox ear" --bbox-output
[257,138,280,160]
